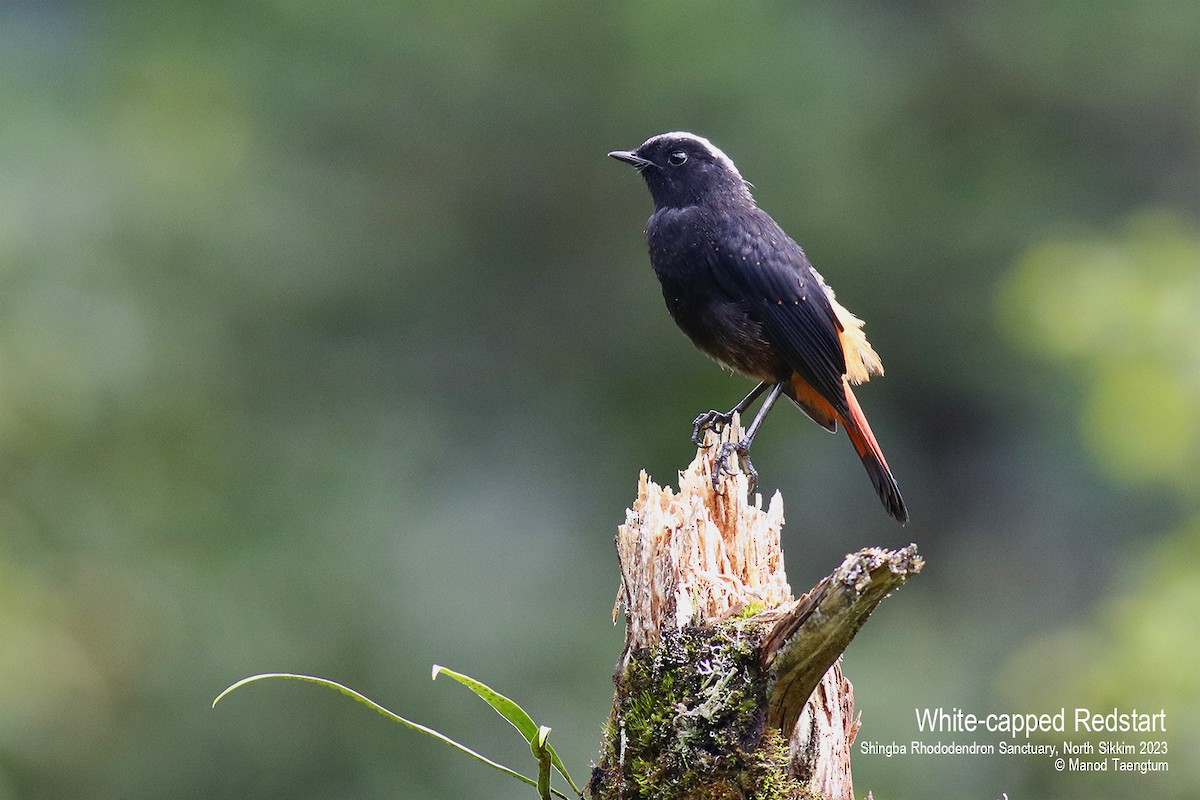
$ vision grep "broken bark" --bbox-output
[589,419,921,800]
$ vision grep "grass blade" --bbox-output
[431,665,582,796]
[213,672,568,799]
[534,725,553,800]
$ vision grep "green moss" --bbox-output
[747,729,812,800]
[590,622,809,800]
[732,600,767,619]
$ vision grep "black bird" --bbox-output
[609,132,908,524]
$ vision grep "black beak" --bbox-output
[608,150,653,170]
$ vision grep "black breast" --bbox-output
[646,206,789,381]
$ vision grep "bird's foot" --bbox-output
[691,409,736,447]
[711,440,758,496]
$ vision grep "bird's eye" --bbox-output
[668,150,688,166]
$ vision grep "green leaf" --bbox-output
[431,665,582,797]
[213,672,569,799]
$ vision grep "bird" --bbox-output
[609,132,908,524]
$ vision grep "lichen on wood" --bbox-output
[592,419,920,800]
[762,545,924,740]
[591,624,807,800]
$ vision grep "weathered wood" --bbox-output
[763,545,924,737]
[591,419,920,800]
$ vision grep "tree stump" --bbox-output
[589,420,921,800]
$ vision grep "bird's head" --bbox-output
[609,132,753,210]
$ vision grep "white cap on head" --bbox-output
[642,131,744,180]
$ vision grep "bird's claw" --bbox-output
[691,409,735,447]
[711,440,759,496]
[695,409,760,494]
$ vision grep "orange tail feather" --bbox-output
[840,381,908,524]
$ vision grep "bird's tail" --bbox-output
[840,381,908,524]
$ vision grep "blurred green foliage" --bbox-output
[999,216,1200,798]
[1002,214,1200,488]
[0,2,1197,798]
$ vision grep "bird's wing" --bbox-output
[710,215,851,418]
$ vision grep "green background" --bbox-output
[1,2,1197,798]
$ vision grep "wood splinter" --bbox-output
[591,418,922,800]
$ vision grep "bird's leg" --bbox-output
[691,380,771,446]
[712,381,785,495]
